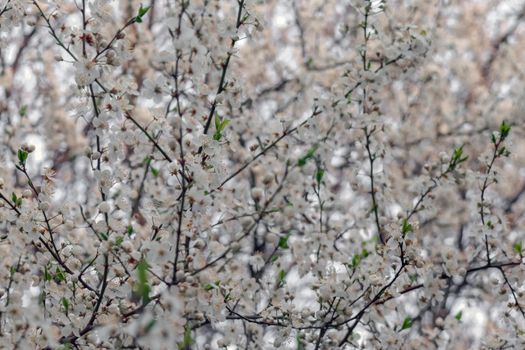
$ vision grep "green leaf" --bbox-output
[17,149,28,166]
[455,311,462,321]
[351,254,361,268]
[350,248,369,269]
[19,105,28,117]
[178,323,194,349]
[496,146,511,158]
[315,168,325,185]
[11,192,17,204]
[145,319,157,333]
[278,234,290,249]
[296,332,305,350]
[127,225,134,236]
[400,317,412,331]
[43,266,52,282]
[448,145,468,170]
[135,260,151,304]
[401,218,413,236]
[452,146,464,162]
[100,232,108,241]
[204,283,215,291]
[138,5,151,17]
[214,112,221,131]
[277,269,286,287]
[61,297,70,315]
[55,267,66,283]
[135,5,151,23]
[151,167,160,177]
[220,118,230,130]
[297,146,318,167]
[204,281,220,291]
[115,236,124,246]
[213,113,230,141]
[514,241,523,254]
[499,121,511,140]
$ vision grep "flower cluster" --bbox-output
[0,0,524,349]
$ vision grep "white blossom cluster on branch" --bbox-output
[1,0,525,349]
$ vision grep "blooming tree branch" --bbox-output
[0,0,524,349]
